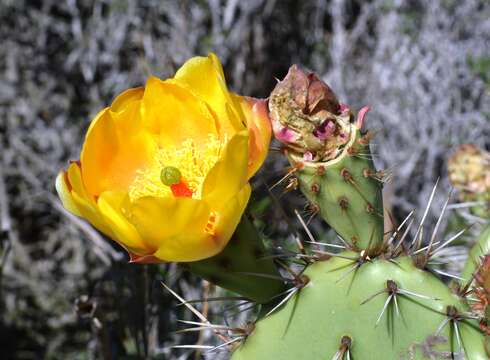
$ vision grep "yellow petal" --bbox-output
[58,162,114,237]
[111,87,144,113]
[201,131,249,203]
[209,183,251,253]
[97,191,149,255]
[151,184,251,262]
[81,99,157,197]
[126,196,213,261]
[141,77,218,148]
[70,191,114,238]
[66,161,92,200]
[231,95,272,178]
[174,53,244,138]
[55,170,82,217]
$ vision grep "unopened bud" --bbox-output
[269,65,354,163]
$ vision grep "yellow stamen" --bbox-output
[129,134,223,201]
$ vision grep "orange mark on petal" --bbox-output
[170,181,194,198]
[205,212,218,235]
[63,172,73,192]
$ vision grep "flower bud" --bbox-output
[448,145,490,194]
[269,65,354,162]
[448,144,490,215]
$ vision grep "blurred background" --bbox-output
[0,0,489,359]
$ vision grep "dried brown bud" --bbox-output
[448,144,490,217]
[283,65,340,115]
[475,255,490,294]
[269,65,356,163]
[472,255,490,322]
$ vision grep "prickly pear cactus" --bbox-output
[226,67,488,359]
[163,66,489,359]
[232,255,487,360]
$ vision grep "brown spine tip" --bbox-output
[316,165,326,176]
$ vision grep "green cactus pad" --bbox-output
[231,254,487,359]
[293,132,384,253]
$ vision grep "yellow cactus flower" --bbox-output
[56,54,271,263]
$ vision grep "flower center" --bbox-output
[128,134,223,201]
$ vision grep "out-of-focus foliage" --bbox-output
[0,0,488,358]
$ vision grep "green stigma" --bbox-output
[160,166,182,186]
